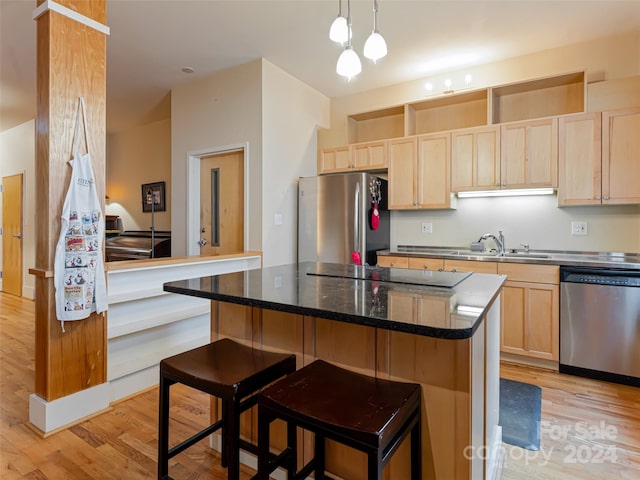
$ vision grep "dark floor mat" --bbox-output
[499,378,541,450]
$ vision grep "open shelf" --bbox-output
[408,89,489,135]
[347,105,405,143]
[491,71,585,124]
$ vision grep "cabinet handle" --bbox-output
[604,195,610,200]
[595,195,601,200]
[389,263,394,267]
[496,183,500,187]
[501,182,506,187]
[451,268,457,273]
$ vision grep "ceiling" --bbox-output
[2,1,640,134]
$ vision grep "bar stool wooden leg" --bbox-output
[367,451,382,480]
[224,398,240,480]
[158,376,173,479]
[257,407,272,480]
[286,420,297,479]
[411,417,422,480]
[314,434,325,478]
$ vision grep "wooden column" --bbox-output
[34,0,107,402]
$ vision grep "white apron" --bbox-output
[53,98,108,328]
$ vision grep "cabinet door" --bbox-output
[408,257,444,271]
[351,140,387,171]
[377,255,409,269]
[501,281,559,361]
[417,132,452,208]
[388,137,418,209]
[501,118,558,188]
[558,113,602,206]
[319,146,350,173]
[451,126,501,192]
[443,260,497,274]
[602,107,640,204]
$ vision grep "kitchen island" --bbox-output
[164,262,506,480]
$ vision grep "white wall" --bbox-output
[261,60,330,266]
[105,119,171,231]
[392,196,640,253]
[0,120,36,298]
[171,59,330,265]
[321,29,640,254]
[171,60,263,257]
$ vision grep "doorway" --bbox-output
[2,174,23,296]
[198,150,244,256]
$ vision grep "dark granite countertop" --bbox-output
[163,262,506,340]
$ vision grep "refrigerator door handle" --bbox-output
[354,183,360,252]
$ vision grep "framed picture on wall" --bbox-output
[141,181,166,212]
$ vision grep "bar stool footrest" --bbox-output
[168,417,224,459]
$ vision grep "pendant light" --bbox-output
[363,0,387,63]
[336,0,361,80]
[329,0,349,44]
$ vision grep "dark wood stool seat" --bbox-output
[158,338,296,480]
[256,359,422,480]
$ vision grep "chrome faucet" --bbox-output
[478,230,505,256]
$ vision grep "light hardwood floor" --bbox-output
[1,292,639,479]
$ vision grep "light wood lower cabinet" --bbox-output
[498,263,559,361]
[443,259,498,274]
[408,256,444,271]
[377,255,409,268]
[380,256,560,363]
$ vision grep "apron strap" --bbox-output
[71,97,90,158]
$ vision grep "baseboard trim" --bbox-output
[29,383,111,434]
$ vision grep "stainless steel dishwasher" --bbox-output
[560,266,640,387]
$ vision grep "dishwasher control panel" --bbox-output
[561,268,640,287]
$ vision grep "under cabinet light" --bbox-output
[457,188,555,198]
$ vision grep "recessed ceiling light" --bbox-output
[181,67,195,74]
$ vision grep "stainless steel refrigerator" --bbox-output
[298,172,390,266]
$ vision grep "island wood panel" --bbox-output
[210,303,305,466]
[209,300,493,479]
[377,329,474,480]
[34,0,107,401]
[303,317,377,479]
[210,301,254,443]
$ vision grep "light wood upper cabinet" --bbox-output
[558,107,640,206]
[558,112,602,206]
[451,125,501,192]
[319,146,350,173]
[351,140,387,170]
[602,107,640,204]
[500,117,558,188]
[388,133,453,209]
[388,137,418,209]
[319,141,387,174]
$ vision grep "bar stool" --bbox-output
[157,338,296,480]
[256,359,422,480]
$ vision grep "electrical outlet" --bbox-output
[421,222,433,234]
[274,213,283,226]
[571,221,588,235]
